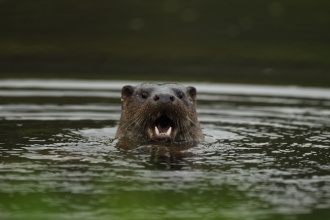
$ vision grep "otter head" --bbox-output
[116,83,204,142]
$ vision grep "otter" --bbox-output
[115,83,204,142]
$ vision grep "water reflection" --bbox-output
[0,79,330,220]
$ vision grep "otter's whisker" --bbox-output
[116,83,203,142]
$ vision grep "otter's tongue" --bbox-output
[154,115,173,137]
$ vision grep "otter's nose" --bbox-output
[154,93,175,103]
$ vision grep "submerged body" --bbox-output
[116,83,204,142]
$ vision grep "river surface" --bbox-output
[0,79,330,220]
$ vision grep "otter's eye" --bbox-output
[177,92,184,99]
[141,92,148,99]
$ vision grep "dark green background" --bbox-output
[1,0,329,86]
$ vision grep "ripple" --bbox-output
[0,79,330,219]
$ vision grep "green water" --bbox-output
[1,1,330,219]
[0,80,330,220]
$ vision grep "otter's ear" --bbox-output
[187,86,197,100]
[121,85,134,99]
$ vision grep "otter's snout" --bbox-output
[153,93,175,104]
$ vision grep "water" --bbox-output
[1,79,330,220]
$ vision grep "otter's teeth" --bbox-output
[166,127,172,135]
[155,126,160,135]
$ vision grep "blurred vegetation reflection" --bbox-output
[0,0,329,86]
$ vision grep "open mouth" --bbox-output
[152,115,174,141]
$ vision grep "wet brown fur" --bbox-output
[116,83,204,142]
